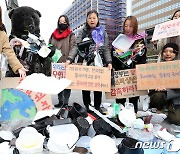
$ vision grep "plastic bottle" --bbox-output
[113,103,119,117]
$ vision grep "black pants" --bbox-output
[58,89,71,105]
[116,96,139,112]
[82,90,102,110]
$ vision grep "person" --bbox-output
[112,16,147,112]
[49,15,75,108]
[149,43,180,125]
[0,6,26,79]
[66,10,112,112]
[154,10,180,60]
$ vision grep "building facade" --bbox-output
[64,0,126,44]
[132,0,180,54]
[132,0,180,32]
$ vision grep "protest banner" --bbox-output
[51,63,66,79]
[66,65,111,92]
[1,77,52,111]
[136,60,180,90]
[106,69,147,99]
[152,18,180,41]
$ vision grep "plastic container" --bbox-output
[74,116,90,136]
[125,102,135,112]
[127,127,154,142]
[112,34,134,52]
[87,125,96,138]
[118,109,136,127]
[76,136,92,149]
[15,127,45,154]
[90,135,118,154]
[47,124,79,154]
[118,137,144,154]
[93,118,112,137]
[69,102,88,119]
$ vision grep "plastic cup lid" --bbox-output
[48,124,79,146]
[118,109,136,127]
[90,135,118,154]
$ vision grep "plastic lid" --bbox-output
[118,109,136,127]
[90,135,118,154]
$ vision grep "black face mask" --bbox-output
[58,23,68,30]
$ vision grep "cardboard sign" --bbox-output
[51,63,66,79]
[66,65,111,92]
[152,18,180,41]
[0,77,52,111]
[106,69,147,99]
[136,60,180,90]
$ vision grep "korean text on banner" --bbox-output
[152,18,180,41]
[136,60,180,90]
[66,65,111,92]
[51,63,66,79]
[106,69,147,99]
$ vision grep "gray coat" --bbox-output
[68,26,112,65]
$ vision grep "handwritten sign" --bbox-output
[51,63,66,79]
[66,65,111,92]
[152,18,180,41]
[106,69,147,99]
[1,77,52,111]
[136,60,180,90]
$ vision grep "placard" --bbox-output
[152,18,180,41]
[66,65,111,92]
[51,63,66,79]
[1,77,52,111]
[136,60,180,90]
[106,69,147,99]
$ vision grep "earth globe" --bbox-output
[0,88,37,121]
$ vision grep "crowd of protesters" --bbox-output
[0,6,179,125]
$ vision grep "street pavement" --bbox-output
[51,90,114,107]
[51,89,146,110]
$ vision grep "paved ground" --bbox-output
[51,89,146,110]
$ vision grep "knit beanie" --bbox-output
[162,43,179,54]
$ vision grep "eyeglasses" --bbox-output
[59,22,67,24]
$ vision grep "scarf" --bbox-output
[91,26,104,46]
[52,28,72,40]
[127,31,147,41]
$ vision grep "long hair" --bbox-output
[123,16,138,36]
[57,15,70,27]
[85,9,100,31]
[171,9,180,20]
